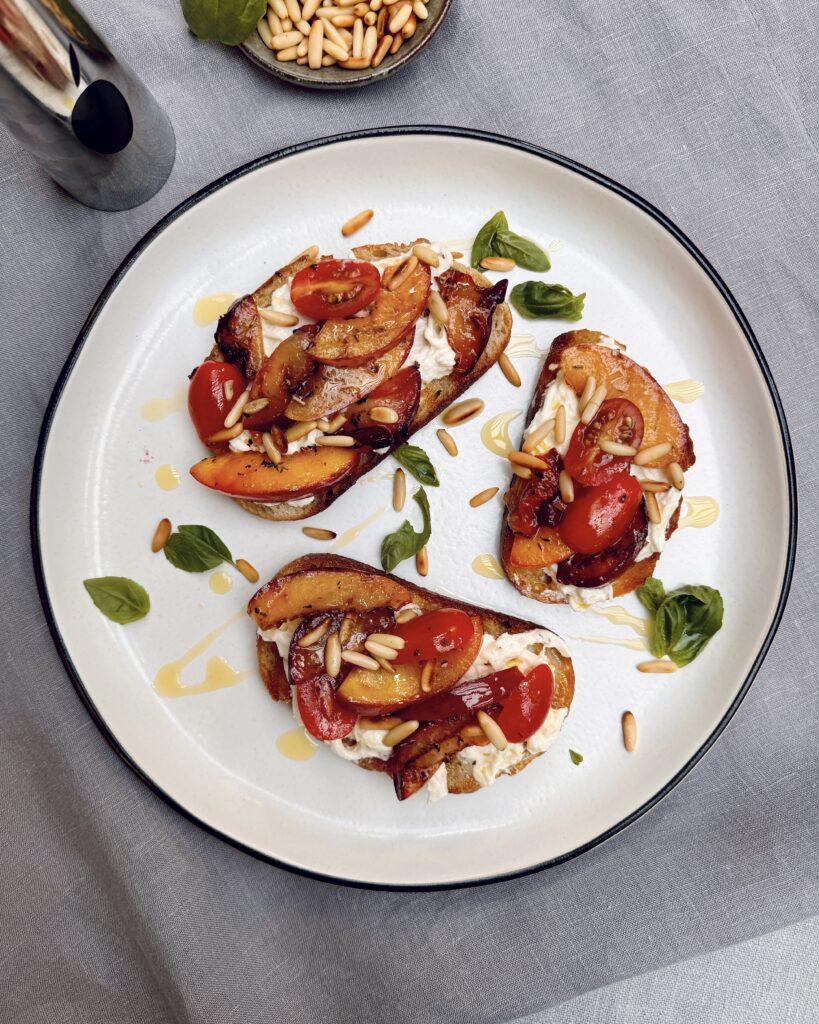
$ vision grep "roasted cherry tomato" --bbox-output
[556,503,648,588]
[290,259,381,320]
[507,448,563,537]
[492,664,554,743]
[564,399,644,487]
[393,609,476,663]
[289,612,357,741]
[398,667,524,721]
[558,473,643,555]
[188,360,246,445]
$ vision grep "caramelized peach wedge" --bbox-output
[190,447,359,502]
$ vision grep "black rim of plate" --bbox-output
[30,127,798,891]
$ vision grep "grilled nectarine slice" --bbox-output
[248,569,413,631]
[244,335,314,428]
[437,269,507,374]
[559,342,695,469]
[344,365,421,446]
[215,295,265,380]
[508,528,574,568]
[306,261,430,367]
[190,446,358,502]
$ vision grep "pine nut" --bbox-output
[580,384,608,425]
[460,724,485,742]
[259,308,298,328]
[451,250,464,259]
[412,0,427,15]
[368,633,405,650]
[639,479,671,493]
[296,55,308,63]
[634,441,672,466]
[441,397,484,426]
[323,38,350,60]
[365,639,398,660]
[302,526,336,540]
[638,659,678,674]
[470,487,499,508]
[352,15,364,55]
[325,632,342,676]
[477,710,508,751]
[578,374,596,412]
[302,0,321,16]
[383,720,419,747]
[388,1,411,32]
[499,352,521,387]
[416,546,428,576]
[420,659,434,692]
[315,434,356,447]
[509,450,550,471]
[341,208,373,236]
[436,428,458,456]
[387,255,418,292]
[401,12,416,37]
[297,244,320,261]
[364,11,376,25]
[363,23,378,56]
[243,398,270,415]
[307,17,324,66]
[381,0,402,5]
[370,405,398,424]
[428,290,448,325]
[285,419,317,442]
[644,491,661,524]
[297,18,312,32]
[206,423,245,444]
[341,649,380,671]
[261,432,282,465]
[224,389,250,428]
[337,25,354,43]
[298,620,331,647]
[321,16,347,45]
[511,464,532,480]
[270,0,287,16]
[371,33,392,67]
[668,461,685,490]
[151,518,171,553]
[326,412,347,433]
[559,470,574,503]
[271,29,303,47]
[480,256,515,272]
[522,418,554,454]
[321,55,337,65]
[554,404,566,445]
[316,418,331,431]
[276,45,299,60]
[353,2,369,13]
[622,711,637,752]
[223,379,235,402]
[396,607,421,624]
[393,468,406,511]
[281,17,293,30]
[598,439,637,457]
[284,0,301,20]
[389,32,403,53]
[411,242,439,267]
[332,14,355,25]
[258,17,274,46]
[358,716,401,731]
[236,559,260,583]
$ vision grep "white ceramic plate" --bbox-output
[33,129,795,888]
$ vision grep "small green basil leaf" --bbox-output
[509,281,585,321]
[651,598,686,658]
[164,524,234,573]
[380,487,431,572]
[392,444,440,486]
[569,749,584,765]
[83,577,150,624]
[637,577,666,615]
[471,211,508,269]
[180,0,266,45]
[493,229,551,272]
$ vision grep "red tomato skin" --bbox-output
[558,474,643,555]
[564,399,644,487]
[188,361,247,444]
[296,677,357,742]
[398,667,524,721]
[290,260,380,320]
[493,664,554,742]
[393,609,475,664]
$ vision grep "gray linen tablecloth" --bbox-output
[2,1,818,1020]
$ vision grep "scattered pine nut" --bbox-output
[151,518,171,553]
[634,441,673,466]
[302,526,336,540]
[315,434,356,447]
[416,546,428,576]
[370,405,398,424]
[325,632,342,676]
[236,559,260,583]
[450,250,464,259]
[420,659,434,692]
[325,412,347,433]
[412,242,440,267]
[387,254,418,292]
[522,417,554,454]
[639,479,671,493]
[368,632,405,650]
[580,384,607,425]
[365,639,398,660]
[298,620,331,647]
[243,397,270,415]
[470,486,499,508]
[509,450,549,471]
[441,397,484,426]
[393,468,406,511]
[477,710,508,750]
[578,374,596,413]
[598,438,637,457]
[383,719,419,747]
[358,716,401,731]
[554,404,566,445]
[371,33,393,67]
[638,659,678,674]
[297,244,320,262]
[499,352,521,387]
[668,461,685,490]
[480,256,515,272]
[559,470,575,503]
[395,606,421,624]
[460,724,485,742]
[436,428,458,456]
[644,491,661,524]
[341,208,374,237]
[206,422,244,444]
[259,307,299,327]
[285,419,317,442]
[223,379,235,402]
[224,388,250,428]
[511,464,532,480]
[261,432,282,465]
[428,290,448,325]
[622,711,637,752]
[341,649,380,671]
[388,2,412,33]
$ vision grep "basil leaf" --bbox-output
[651,598,686,658]
[181,0,266,45]
[164,524,235,573]
[509,281,586,321]
[569,749,584,765]
[380,488,432,572]
[83,577,150,625]
[392,444,440,486]
[471,211,508,269]
[637,577,666,615]
[494,229,551,272]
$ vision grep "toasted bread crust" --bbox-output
[255,554,574,796]
[501,331,691,605]
[228,249,512,522]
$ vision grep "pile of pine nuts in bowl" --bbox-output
[244,0,451,86]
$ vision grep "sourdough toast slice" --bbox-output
[251,554,574,798]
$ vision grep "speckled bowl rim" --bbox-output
[239,0,452,89]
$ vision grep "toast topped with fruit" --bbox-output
[249,554,575,801]
[187,241,512,520]
[501,330,695,610]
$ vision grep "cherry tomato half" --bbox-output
[290,259,381,320]
[399,667,524,721]
[507,448,563,537]
[393,609,476,663]
[564,399,644,487]
[188,360,246,445]
[558,473,643,555]
[492,664,554,743]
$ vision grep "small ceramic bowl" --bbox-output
[240,0,452,89]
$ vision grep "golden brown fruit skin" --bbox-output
[245,335,314,426]
[215,295,265,380]
[437,269,508,375]
[189,446,359,502]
